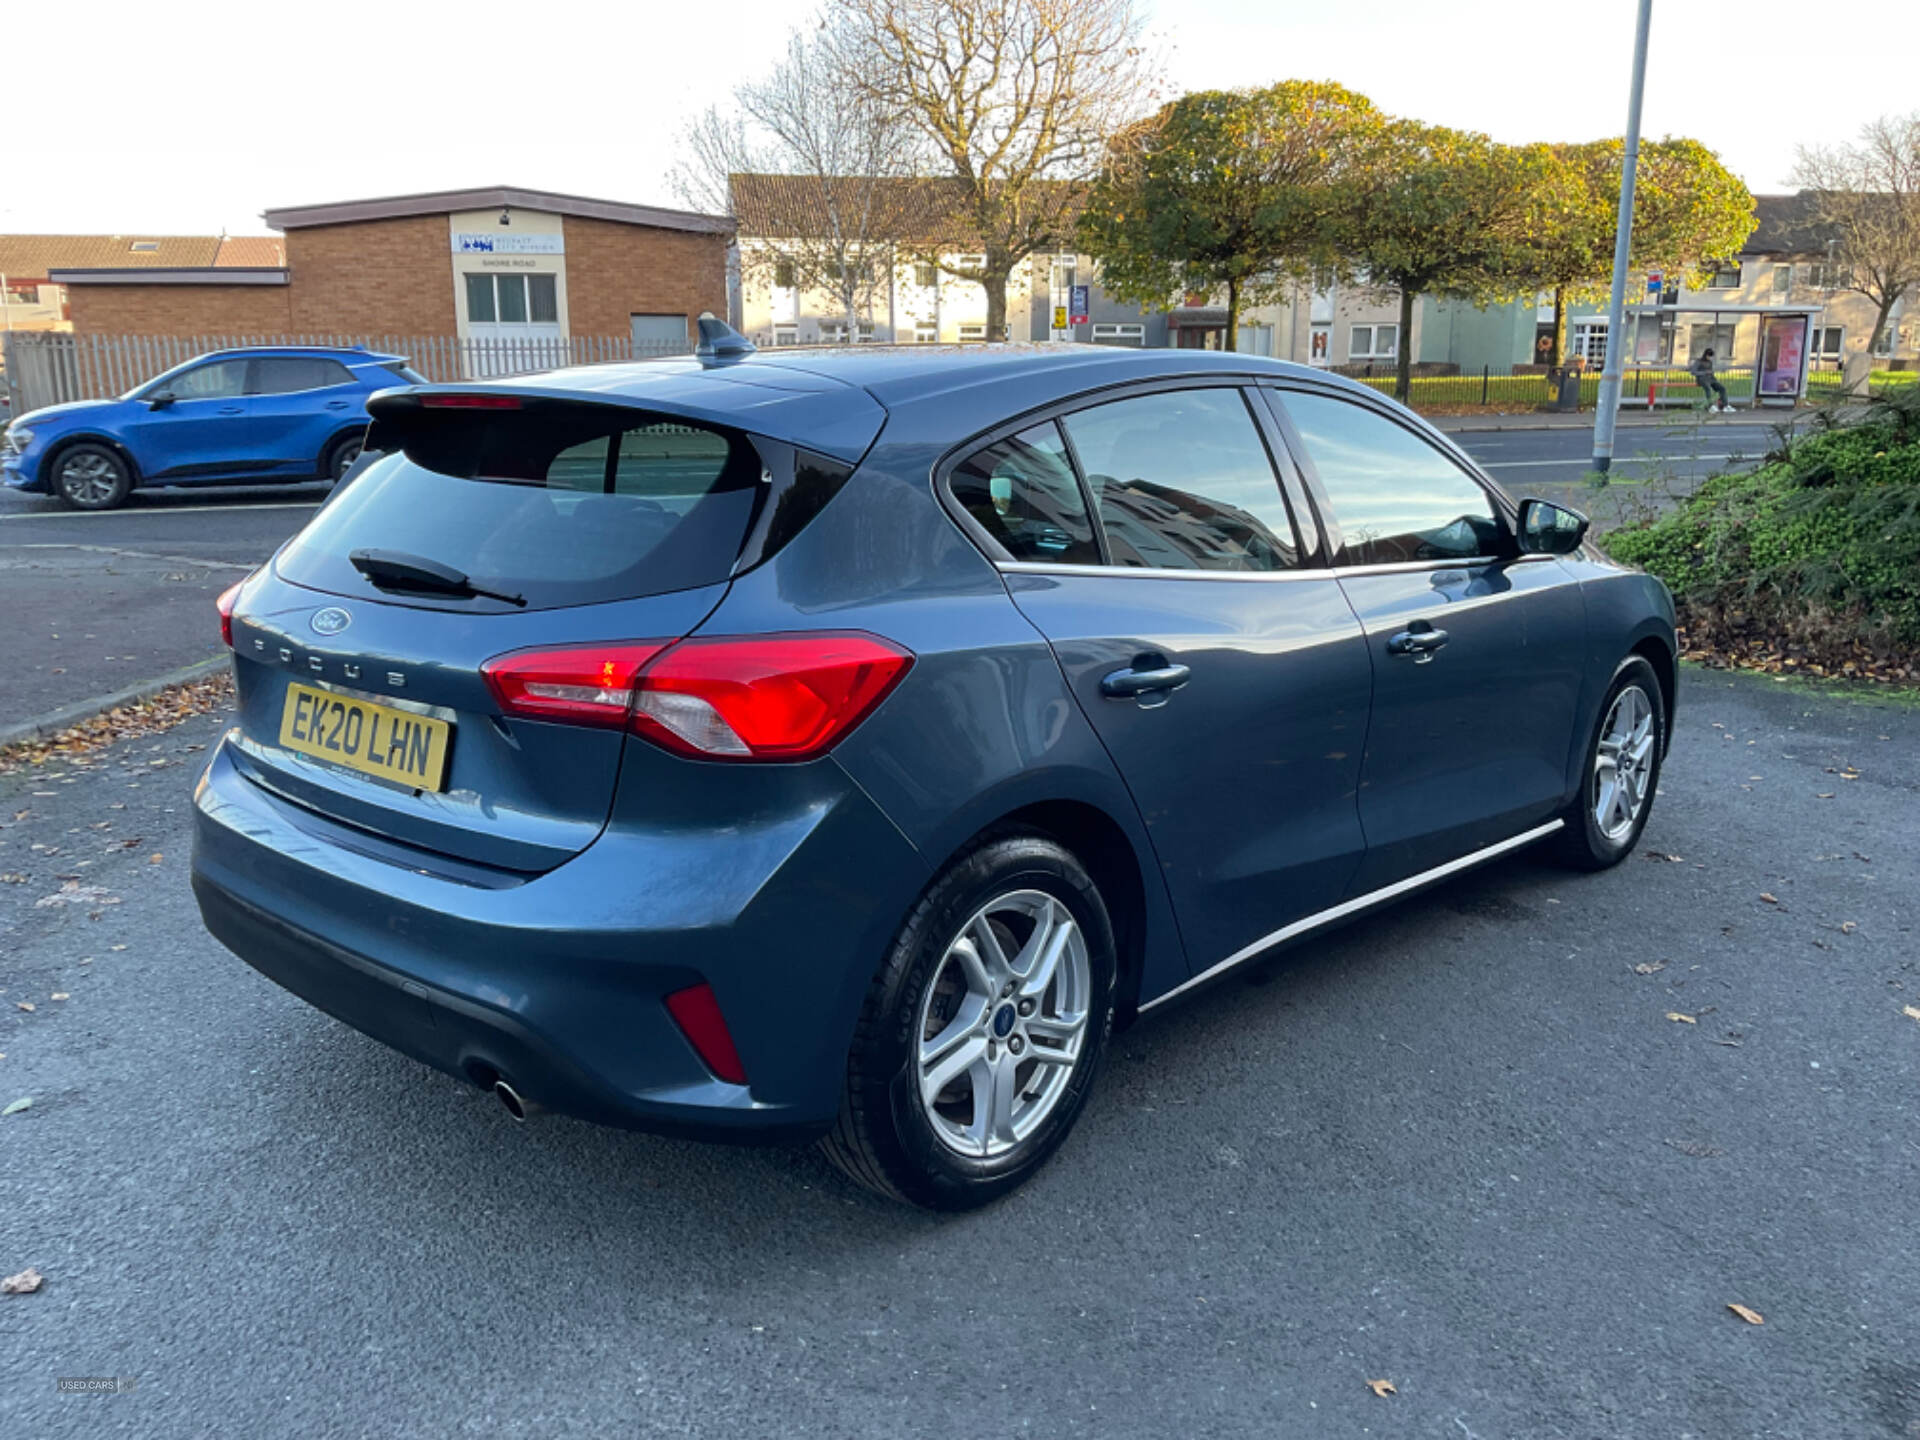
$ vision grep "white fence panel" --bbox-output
[2,330,694,414]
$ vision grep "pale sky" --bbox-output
[6,0,1913,239]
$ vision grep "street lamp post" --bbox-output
[1591,0,1655,474]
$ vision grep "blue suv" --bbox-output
[2,346,422,510]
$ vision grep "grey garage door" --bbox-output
[631,314,690,356]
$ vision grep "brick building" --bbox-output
[52,186,733,351]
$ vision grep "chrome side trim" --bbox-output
[1138,819,1565,1013]
[996,560,1325,583]
[995,554,1556,583]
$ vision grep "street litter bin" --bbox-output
[1556,369,1581,411]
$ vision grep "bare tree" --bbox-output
[827,0,1152,340]
[673,29,913,338]
[1791,112,1920,359]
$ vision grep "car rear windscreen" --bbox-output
[275,407,762,610]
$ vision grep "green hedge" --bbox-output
[1603,391,1920,654]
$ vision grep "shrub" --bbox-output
[1603,390,1920,664]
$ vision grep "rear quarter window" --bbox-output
[275,408,763,610]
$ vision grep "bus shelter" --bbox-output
[1614,302,1826,407]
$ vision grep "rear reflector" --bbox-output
[482,632,912,762]
[664,982,747,1084]
[216,579,244,648]
[419,394,523,409]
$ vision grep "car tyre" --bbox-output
[1555,655,1666,871]
[53,443,132,511]
[821,833,1116,1210]
[324,433,364,485]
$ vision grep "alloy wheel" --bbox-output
[1593,684,1656,841]
[914,889,1092,1159]
[60,451,121,505]
[331,439,363,480]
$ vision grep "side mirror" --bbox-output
[146,392,177,411]
[1517,497,1590,555]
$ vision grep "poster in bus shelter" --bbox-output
[1760,314,1809,397]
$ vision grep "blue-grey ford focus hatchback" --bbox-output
[191,323,1676,1209]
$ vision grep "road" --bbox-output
[0,416,1788,732]
[2,667,1916,1437]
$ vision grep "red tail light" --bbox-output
[420,393,522,409]
[480,642,671,728]
[482,632,912,762]
[664,981,747,1084]
[216,579,244,648]
[630,633,913,761]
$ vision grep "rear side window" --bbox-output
[276,408,762,610]
[1277,390,1502,566]
[1060,388,1300,571]
[950,421,1099,565]
[248,357,355,394]
[381,361,429,384]
[158,360,247,400]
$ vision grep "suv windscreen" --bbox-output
[275,407,763,610]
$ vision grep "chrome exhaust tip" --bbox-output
[493,1079,542,1121]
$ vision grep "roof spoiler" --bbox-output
[695,312,756,368]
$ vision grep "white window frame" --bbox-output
[772,324,798,347]
[1089,322,1145,347]
[1570,320,1610,364]
[1705,261,1743,289]
[913,321,938,344]
[1349,323,1399,361]
[821,321,877,345]
[1872,324,1894,358]
[1809,325,1843,362]
[912,262,938,288]
[957,323,988,343]
[1772,262,1793,296]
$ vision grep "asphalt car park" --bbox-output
[1,667,1915,1437]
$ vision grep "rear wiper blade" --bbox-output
[348,548,526,607]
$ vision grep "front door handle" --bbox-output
[1100,660,1192,701]
[325,400,352,410]
[218,405,245,415]
[1387,624,1449,663]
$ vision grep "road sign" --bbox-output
[1053,306,1067,330]
[1069,285,1090,325]
[1646,271,1663,295]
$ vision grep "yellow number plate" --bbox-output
[277,683,451,791]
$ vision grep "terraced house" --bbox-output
[729,174,1164,348]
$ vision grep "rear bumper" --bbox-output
[190,736,929,1142]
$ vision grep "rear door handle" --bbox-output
[325,400,352,410]
[217,405,245,415]
[1387,625,1449,662]
[1100,661,1192,701]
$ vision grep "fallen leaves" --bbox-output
[1667,1012,1698,1024]
[148,853,163,865]
[1,1097,31,1116]
[1,1267,43,1295]
[1840,922,1857,935]
[0,873,24,885]
[0,672,233,775]
[1642,850,1686,863]
[1759,893,1780,905]
[1727,1303,1765,1326]
[32,881,120,910]
[1903,1006,1920,1024]
[49,993,68,1002]
[1365,1379,1397,1398]
[13,1002,34,1013]
[1632,961,1668,976]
